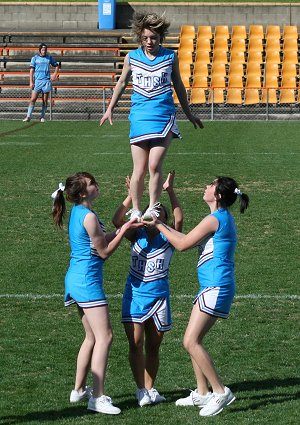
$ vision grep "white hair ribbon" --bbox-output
[51,182,65,199]
[234,188,243,196]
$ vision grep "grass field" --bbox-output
[0,120,299,425]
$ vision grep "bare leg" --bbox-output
[74,306,95,392]
[148,133,173,207]
[41,92,49,118]
[25,91,39,118]
[123,322,145,388]
[144,319,164,389]
[130,144,149,211]
[183,304,224,394]
[83,305,113,397]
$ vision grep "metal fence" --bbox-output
[0,85,299,121]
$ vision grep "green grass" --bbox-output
[0,120,299,425]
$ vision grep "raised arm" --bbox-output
[111,176,137,242]
[162,170,183,232]
[172,54,204,129]
[155,214,218,252]
[100,54,132,126]
[84,212,141,259]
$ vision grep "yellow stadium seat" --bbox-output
[178,49,193,64]
[230,38,246,54]
[179,62,192,78]
[226,88,243,104]
[179,37,194,51]
[249,25,264,40]
[214,25,230,39]
[281,62,297,79]
[193,62,209,77]
[283,38,298,52]
[180,25,196,39]
[262,73,279,104]
[212,49,228,64]
[231,25,247,40]
[192,74,208,88]
[283,25,298,40]
[247,50,263,64]
[265,62,280,79]
[246,62,262,78]
[210,62,227,78]
[228,74,244,88]
[244,88,261,104]
[209,75,226,104]
[181,74,191,88]
[265,50,281,64]
[228,62,245,78]
[282,50,298,65]
[265,38,281,52]
[230,50,246,65]
[197,26,213,39]
[190,87,207,104]
[248,37,264,53]
[279,88,297,104]
[246,74,261,88]
[195,37,212,53]
[194,50,211,65]
[266,25,281,41]
[279,76,298,103]
[213,36,229,52]
[261,87,278,104]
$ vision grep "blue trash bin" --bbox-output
[98,0,116,30]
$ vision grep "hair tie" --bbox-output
[51,182,65,199]
[234,188,243,196]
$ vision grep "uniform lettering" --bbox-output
[135,72,168,88]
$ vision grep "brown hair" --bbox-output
[52,172,97,228]
[131,12,170,44]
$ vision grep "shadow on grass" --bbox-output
[1,378,299,423]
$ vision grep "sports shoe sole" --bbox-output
[87,405,121,415]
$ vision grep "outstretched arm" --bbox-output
[100,54,132,126]
[163,170,183,232]
[155,214,218,252]
[172,54,204,129]
[111,176,137,242]
[84,212,141,259]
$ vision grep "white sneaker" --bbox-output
[87,395,121,415]
[142,202,161,221]
[70,386,92,403]
[126,208,142,222]
[148,388,166,404]
[40,117,45,123]
[175,389,212,407]
[22,117,30,122]
[199,386,235,417]
[136,388,152,407]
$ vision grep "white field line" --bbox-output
[0,293,299,300]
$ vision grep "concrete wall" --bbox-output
[0,2,299,32]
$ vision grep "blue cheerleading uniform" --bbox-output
[128,46,181,144]
[30,54,58,93]
[195,208,237,319]
[122,228,175,331]
[64,204,108,308]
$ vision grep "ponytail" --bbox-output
[52,189,66,228]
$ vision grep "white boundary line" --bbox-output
[0,293,299,300]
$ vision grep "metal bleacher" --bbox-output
[0,30,179,120]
